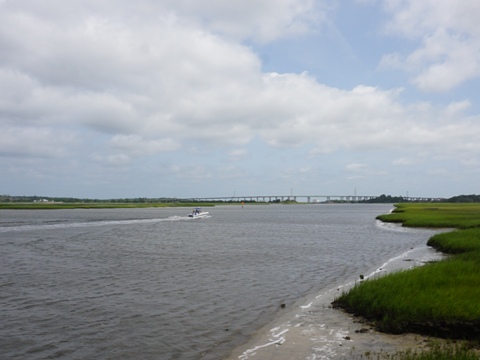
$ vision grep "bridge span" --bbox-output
[186,195,443,203]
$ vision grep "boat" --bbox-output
[188,208,209,218]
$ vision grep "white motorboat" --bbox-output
[188,208,209,218]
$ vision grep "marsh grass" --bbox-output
[427,228,480,254]
[334,203,480,343]
[333,259,480,338]
[351,342,480,359]
[396,342,480,360]
[376,203,480,229]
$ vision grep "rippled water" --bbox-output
[0,204,441,359]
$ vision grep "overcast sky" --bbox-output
[1,0,480,199]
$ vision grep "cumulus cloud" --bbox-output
[1,0,479,197]
[2,0,476,161]
[381,0,480,92]
[158,0,326,43]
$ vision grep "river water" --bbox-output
[0,204,442,359]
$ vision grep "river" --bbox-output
[0,204,442,359]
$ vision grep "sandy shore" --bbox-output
[224,246,446,360]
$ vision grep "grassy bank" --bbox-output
[353,342,480,360]
[332,203,480,358]
[376,203,480,229]
[0,202,218,210]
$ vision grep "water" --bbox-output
[0,204,443,359]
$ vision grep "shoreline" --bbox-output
[224,246,446,360]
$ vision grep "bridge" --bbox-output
[184,195,444,203]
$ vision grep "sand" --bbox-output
[224,246,446,360]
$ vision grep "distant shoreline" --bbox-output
[0,202,224,210]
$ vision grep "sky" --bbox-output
[1,0,480,199]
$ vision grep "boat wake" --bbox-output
[0,215,189,233]
[187,215,211,220]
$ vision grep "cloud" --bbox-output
[158,0,327,43]
[426,168,449,176]
[461,158,480,169]
[2,1,477,163]
[105,153,131,167]
[170,164,212,180]
[0,126,77,158]
[381,0,480,92]
[346,163,368,172]
[228,148,248,162]
[1,1,479,198]
[109,135,180,157]
[346,163,388,181]
[393,157,420,166]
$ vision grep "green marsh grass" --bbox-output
[333,203,480,342]
[393,343,480,360]
[333,259,480,338]
[352,342,480,359]
[427,228,480,255]
[376,203,480,229]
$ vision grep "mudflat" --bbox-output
[225,247,445,360]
